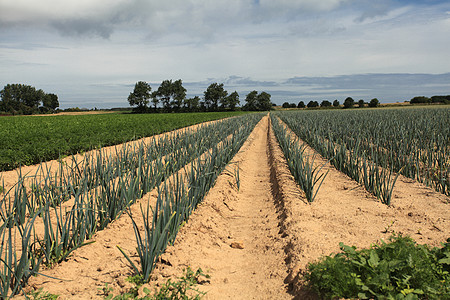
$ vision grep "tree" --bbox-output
[320,100,331,107]
[153,79,186,112]
[289,103,297,108]
[410,96,431,104]
[204,83,227,111]
[224,91,239,110]
[0,83,48,115]
[184,96,200,111]
[431,95,450,104]
[43,93,59,110]
[256,92,272,111]
[298,101,305,108]
[151,92,159,109]
[243,91,258,111]
[171,79,187,111]
[40,93,59,113]
[333,99,340,107]
[358,99,365,108]
[343,97,355,108]
[282,102,290,108]
[307,100,319,108]
[128,81,151,112]
[369,98,379,107]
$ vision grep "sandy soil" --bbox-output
[10,114,450,299]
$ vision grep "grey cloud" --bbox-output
[51,19,114,39]
[0,0,353,39]
[353,0,393,22]
[284,73,450,89]
[223,76,278,87]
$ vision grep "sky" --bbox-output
[1,0,449,109]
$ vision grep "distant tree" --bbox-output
[243,91,258,111]
[154,80,172,110]
[151,92,159,109]
[289,103,297,108]
[204,83,227,111]
[40,93,59,113]
[223,91,239,111]
[333,99,340,107]
[320,100,331,107]
[282,102,290,108]
[297,101,305,108]
[430,95,450,104]
[184,96,200,111]
[153,79,186,111]
[307,100,319,108]
[369,98,379,107]
[358,99,365,108]
[43,93,59,110]
[171,79,187,111]
[128,81,151,112]
[0,83,49,115]
[410,96,431,104]
[343,97,355,108]
[257,92,272,111]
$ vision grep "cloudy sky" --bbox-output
[1,0,449,108]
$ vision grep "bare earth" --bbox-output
[9,114,449,299]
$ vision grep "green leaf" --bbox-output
[438,257,450,265]
[368,250,379,268]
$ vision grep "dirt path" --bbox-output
[150,115,291,299]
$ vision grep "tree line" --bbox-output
[0,84,59,115]
[410,95,450,104]
[283,94,450,110]
[282,97,381,109]
[127,80,273,113]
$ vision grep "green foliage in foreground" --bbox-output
[0,111,247,171]
[304,235,450,299]
[102,267,209,300]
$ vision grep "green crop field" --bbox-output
[273,106,450,198]
[0,111,248,171]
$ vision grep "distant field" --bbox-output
[0,111,248,171]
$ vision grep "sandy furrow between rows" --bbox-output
[148,115,292,299]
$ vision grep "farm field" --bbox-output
[1,108,449,299]
[0,111,247,171]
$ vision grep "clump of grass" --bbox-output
[28,288,59,300]
[101,267,209,300]
[303,234,450,299]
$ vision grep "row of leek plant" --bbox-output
[272,114,400,205]
[0,116,245,227]
[119,113,263,282]
[275,108,449,196]
[0,114,262,297]
[270,116,328,202]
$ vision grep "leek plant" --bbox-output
[271,116,328,202]
[0,214,42,298]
